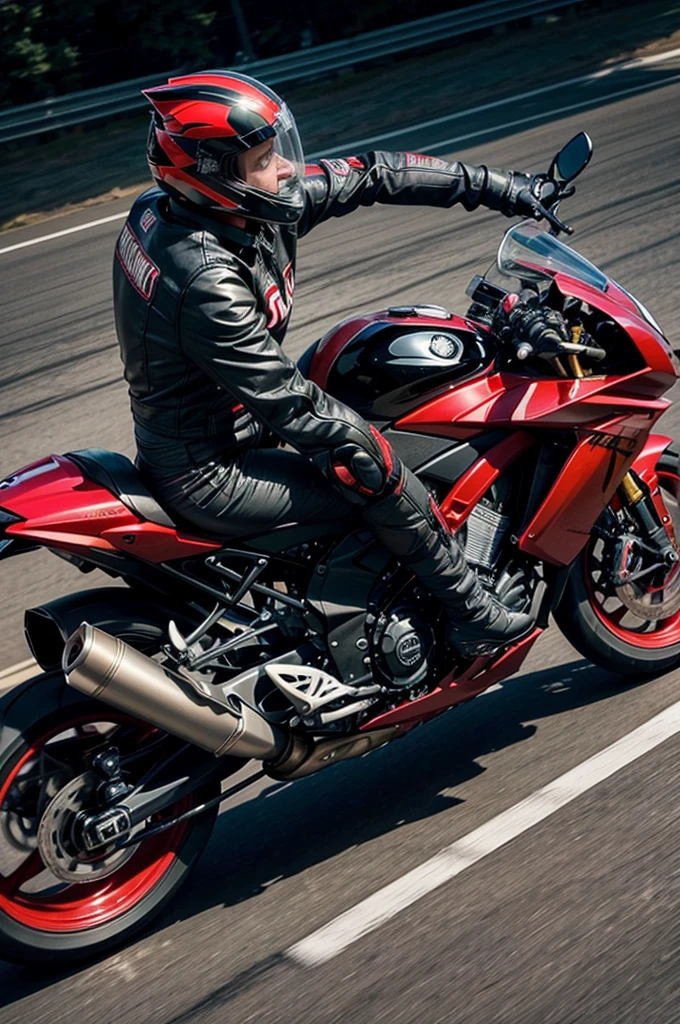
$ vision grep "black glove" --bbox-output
[483,168,561,219]
[493,291,570,358]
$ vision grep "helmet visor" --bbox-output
[271,103,305,205]
[233,102,305,221]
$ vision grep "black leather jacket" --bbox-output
[113,151,505,477]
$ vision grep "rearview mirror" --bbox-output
[549,132,593,183]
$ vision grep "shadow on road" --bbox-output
[0,652,648,1003]
[177,655,626,917]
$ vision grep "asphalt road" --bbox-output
[0,54,679,1023]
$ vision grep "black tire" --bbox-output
[0,673,222,966]
[554,448,680,677]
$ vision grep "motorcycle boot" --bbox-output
[436,535,535,657]
[362,467,535,657]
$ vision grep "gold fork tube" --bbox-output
[619,472,644,505]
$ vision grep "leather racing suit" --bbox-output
[113,150,534,645]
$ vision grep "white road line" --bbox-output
[423,73,680,154]
[308,45,680,155]
[0,212,127,256]
[0,657,35,681]
[287,697,680,967]
[2,45,680,258]
[0,658,38,694]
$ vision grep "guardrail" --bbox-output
[0,0,587,144]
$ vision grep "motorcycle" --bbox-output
[0,132,678,965]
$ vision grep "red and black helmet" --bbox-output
[143,70,306,225]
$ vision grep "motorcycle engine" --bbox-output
[370,600,437,693]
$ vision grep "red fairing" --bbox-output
[440,433,536,531]
[518,422,647,565]
[521,430,676,565]
[631,433,674,483]
[395,272,674,440]
[361,627,542,731]
[554,272,676,381]
[396,370,670,437]
[2,455,220,563]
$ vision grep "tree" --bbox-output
[0,2,80,105]
[0,0,475,108]
[0,0,218,106]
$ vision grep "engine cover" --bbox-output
[372,606,436,689]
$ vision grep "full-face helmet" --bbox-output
[144,70,305,224]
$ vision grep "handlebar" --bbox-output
[514,341,534,361]
[510,334,606,362]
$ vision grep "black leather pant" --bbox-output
[144,446,356,539]
[143,443,496,636]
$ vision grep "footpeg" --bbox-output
[265,664,361,715]
[264,664,381,725]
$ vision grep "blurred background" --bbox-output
[1,3,680,1019]
[1,0,679,231]
[1,0,463,102]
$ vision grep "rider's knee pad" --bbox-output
[327,426,403,501]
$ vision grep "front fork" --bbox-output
[608,471,679,587]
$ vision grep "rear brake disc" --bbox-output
[38,772,137,883]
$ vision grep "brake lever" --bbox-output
[525,180,575,236]
[538,202,574,236]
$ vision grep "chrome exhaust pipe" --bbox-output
[62,623,288,761]
[267,726,402,779]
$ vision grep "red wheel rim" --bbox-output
[0,713,190,932]
[586,467,680,650]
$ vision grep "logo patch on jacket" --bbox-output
[116,223,159,301]
[265,262,295,330]
[140,208,157,232]
[405,153,450,170]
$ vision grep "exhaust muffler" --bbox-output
[62,623,288,761]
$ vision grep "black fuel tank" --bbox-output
[307,307,495,420]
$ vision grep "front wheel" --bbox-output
[0,674,222,966]
[555,448,680,677]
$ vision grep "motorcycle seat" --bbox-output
[65,449,178,530]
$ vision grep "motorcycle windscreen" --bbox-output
[497,221,609,292]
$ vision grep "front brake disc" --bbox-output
[617,561,680,620]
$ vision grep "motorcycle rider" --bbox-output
[113,70,553,654]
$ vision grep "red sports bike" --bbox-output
[0,133,678,964]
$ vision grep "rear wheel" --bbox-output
[555,449,680,676]
[0,674,223,966]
